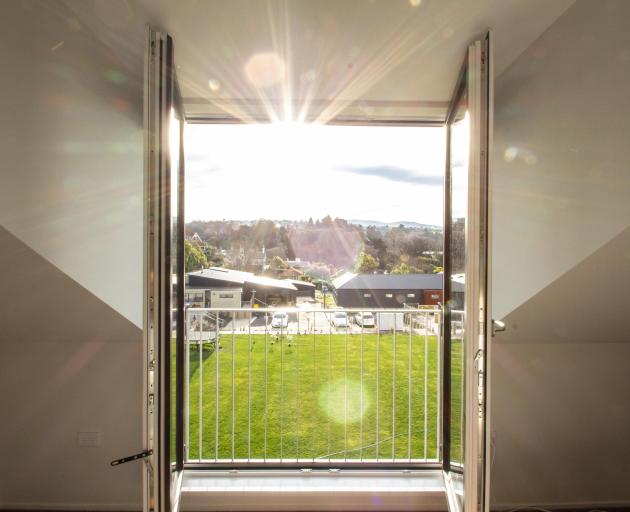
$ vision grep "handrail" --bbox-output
[186,306,442,314]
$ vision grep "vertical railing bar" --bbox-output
[280,318,284,461]
[328,312,332,463]
[185,310,190,462]
[264,311,268,462]
[231,312,235,462]
[296,310,300,462]
[248,311,252,462]
[392,312,397,462]
[198,312,202,462]
[215,313,219,462]
[408,311,412,462]
[436,309,441,461]
[344,321,348,462]
[312,311,316,463]
[376,311,380,462]
[424,311,429,461]
[360,313,364,462]
[460,311,464,463]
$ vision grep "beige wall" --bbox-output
[0,228,143,510]
[0,1,144,509]
[491,0,630,506]
[0,0,144,327]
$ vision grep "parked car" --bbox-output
[354,311,375,328]
[270,312,289,329]
[331,311,349,328]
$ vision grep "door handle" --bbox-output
[110,449,153,466]
[492,319,506,336]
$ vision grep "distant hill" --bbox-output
[348,219,442,230]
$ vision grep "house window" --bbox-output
[407,293,415,298]
[363,293,372,298]
[185,291,204,304]
[219,293,234,299]
[385,293,393,298]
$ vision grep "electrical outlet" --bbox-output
[78,431,101,447]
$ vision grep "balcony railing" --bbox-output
[184,306,457,467]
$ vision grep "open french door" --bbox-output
[442,33,492,512]
[144,26,185,512]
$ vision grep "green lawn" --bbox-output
[186,332,462,462]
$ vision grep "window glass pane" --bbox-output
[448,82,469,469]
[183,122,447,464]
[169,110,182,465]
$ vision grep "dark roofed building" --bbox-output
[185,267,298,307]
[186,267,249,289]
[332,272,447,308]
[243,274,297,305]
[283,279,316,298]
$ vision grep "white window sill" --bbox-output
[181,469,447,511]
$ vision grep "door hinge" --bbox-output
[110,449,153,466]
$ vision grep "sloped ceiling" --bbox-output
[65,0,574,121]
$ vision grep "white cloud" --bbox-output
[185,122,445,225]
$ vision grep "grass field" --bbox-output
[185,332,462,462]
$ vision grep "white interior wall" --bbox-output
[0,0,144,328]
[491,0,630,506]
[0,1,144,509]
[492,0,630,321]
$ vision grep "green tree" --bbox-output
[267,255,289,276]
[204,244,224,267]
[185,239,208,272]
[356,251,379,273]
[391,262,410,274]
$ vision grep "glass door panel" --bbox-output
[443,33,491,512]
[144,27,185,512]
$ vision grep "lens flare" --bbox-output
[244,51,286,88]
[319,379,370,424]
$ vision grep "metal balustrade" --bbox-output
[183,306,458,467]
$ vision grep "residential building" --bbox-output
[332,272,463,308]
[185,267,299,306]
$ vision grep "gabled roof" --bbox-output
[188,267,252,285]
[331,272,357,289]
[246,274,297,291]
[332,272,444,290]
[284,279,316,288]
[188,267,297,291]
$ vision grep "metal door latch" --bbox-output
[492,319,506,336]
[110,449,153,466]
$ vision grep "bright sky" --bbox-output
[185,123,446,225]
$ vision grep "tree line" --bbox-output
[185,217,443,277]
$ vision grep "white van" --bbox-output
[331,311,349,328]
[271,312,289,329]
[354,311,375,328]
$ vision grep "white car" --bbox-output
[331,311,349,328]
[270,312,289,329]
[354,311,376,328]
